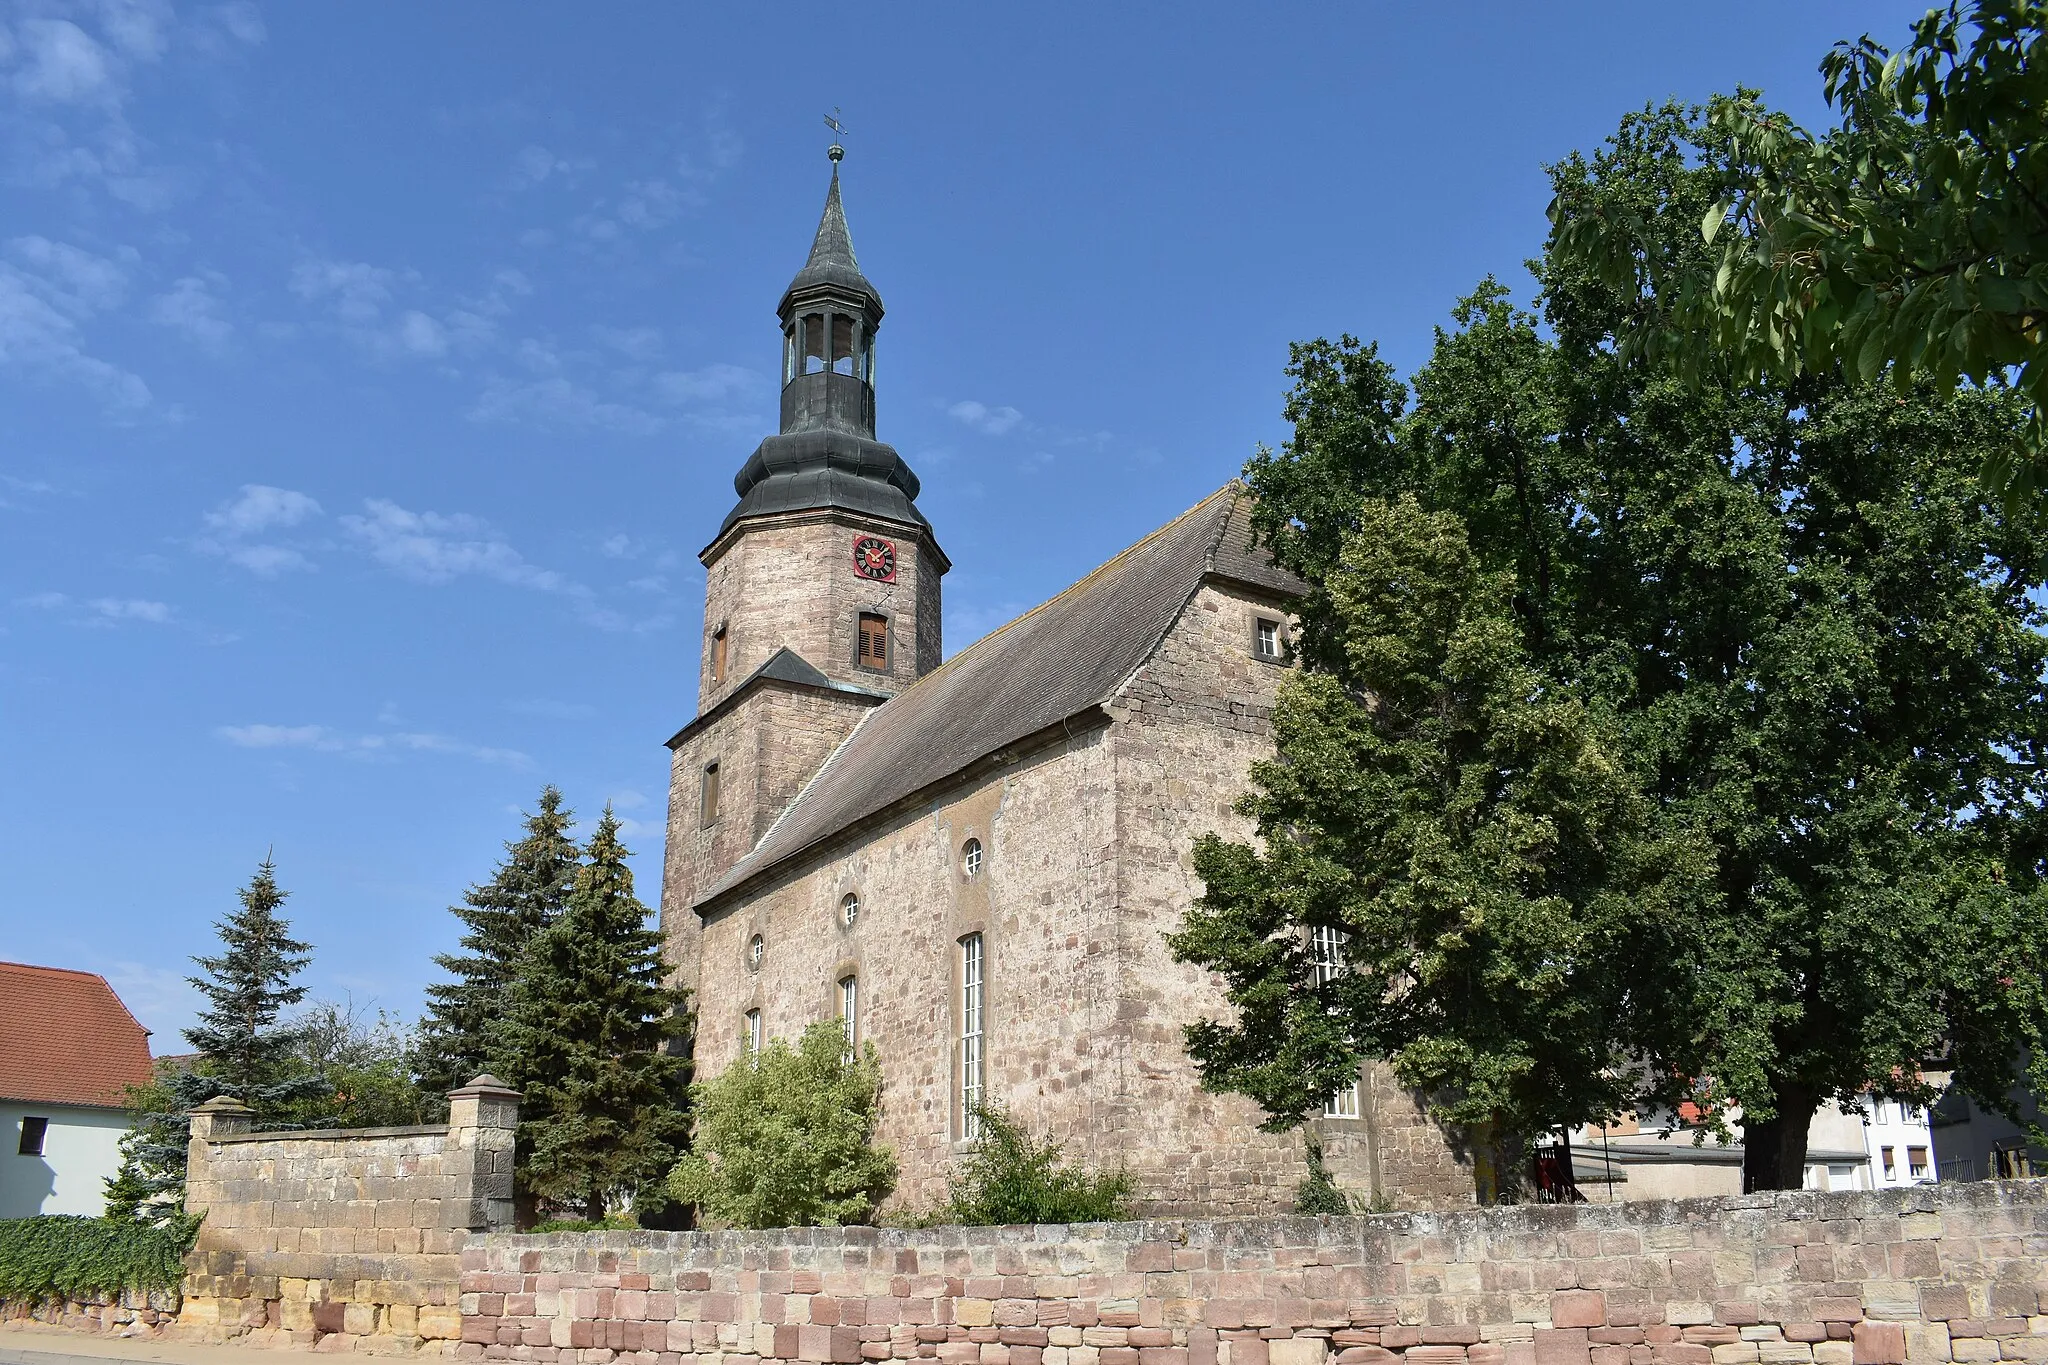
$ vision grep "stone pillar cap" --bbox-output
[190,1096,254,1113]
[448,1074,521,1098]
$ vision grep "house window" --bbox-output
[1255,618,1283,661]
[960,933,985,1139]
[744,1009,762,1055]
[747,934,765,971]
[840,975,859,1048]
[701,762,721,827]
[962,838,983,879]
[1309,924,1348,986]
[857,612,888,670]
[840,893,860,928]
[1882,1145,1896,1179]
[1324,1080,1361,1120]
[1908,1146,1931,1180]
[710,626,728,684]
[17,1117,48,1156]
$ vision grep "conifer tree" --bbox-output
[499,807,692,1222]
[415,787,579,1096]
[106,858,324,1216]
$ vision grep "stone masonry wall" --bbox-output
[1105,581,1469,1213]
[176,1079,519,1354]
[461,1182,2048,1365]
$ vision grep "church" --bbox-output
[656,153,1470,1215]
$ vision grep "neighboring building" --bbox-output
[657,154,1471,1215]
[1569,1093,1932,1201]
[1929,1079,2045,1182]
[0,961,154,1217]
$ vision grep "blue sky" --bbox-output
[2,2,1928,1052]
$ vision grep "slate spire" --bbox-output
[780,159,882,315]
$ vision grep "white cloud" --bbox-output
[948,399,1025,436]
[18,590,171,623]
[469,373,663,435]
[396,309,447,357]
[149,273,231,348]
[340,498,564,590]
[509,144,588,190]
[11,19,118,104]
[215,722,530,768]
[653,362,761,404]
[290,258,395,325]
[0,236,151,411]
[590,325,660,360]
[206,483,320,536]
[197,484,321,575]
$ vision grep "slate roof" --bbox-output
[780,167,881,314]
[719,431,932,540]
[666,646,891,751]
[698,482,1302,907]
[0,961,154,1108]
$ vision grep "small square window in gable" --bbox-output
[857,612,888,670]
[1254,617,1284,662]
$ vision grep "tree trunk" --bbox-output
[585,1190,606,1224]
[1741,1083,1820,1192]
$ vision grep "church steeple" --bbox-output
[716,152,934,543]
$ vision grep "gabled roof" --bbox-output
[0,961,154,1108]
[667,646,890,751]
[698,482,1301,908]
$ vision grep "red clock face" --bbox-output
[853,535,897,582]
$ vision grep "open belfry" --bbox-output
[656,151,1469,1213]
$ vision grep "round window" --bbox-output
[747,934,765,970]
[962,838,983,879]
[840,893,860,928]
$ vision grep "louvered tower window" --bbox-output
[857,612,888,670]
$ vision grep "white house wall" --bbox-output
[1,1101,129,1217]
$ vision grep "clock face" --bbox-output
[853,535,897,582]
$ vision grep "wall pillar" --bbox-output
[445,1074,521,1232]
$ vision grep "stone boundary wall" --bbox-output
[177,1078,520,1355]
[0,1285,180,1338]
[464,1182,2047,1365]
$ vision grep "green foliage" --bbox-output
[1292,1133,1350,1217]
[527,1214,639,1233]
[1549,2,2047,497]
[182,857,328,1118]
[417,787,581,1098]
[500,807,693,1222]
[941,1103,1132,1226]
[102,1063,199,1224]
[1182,98,2048,1193]
[0,1215,198,1303]
[278,1001,434,1130]
[668,1022,895,1229]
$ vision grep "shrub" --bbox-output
[0,1215,198,1304]
[667,1022,896,1228]
[942,1103,1132,1225]
[1293,1132,1350,1216]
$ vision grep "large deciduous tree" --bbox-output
[1550,1,2046,498]
[499,807,692,1223]
[1174,101,2048,1195]
[415,786,580,1098]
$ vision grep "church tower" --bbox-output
[659,150,947,998]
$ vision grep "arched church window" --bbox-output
[831,315,857,376]
[962,839,983,880]
[840,892,860,928]
[801,312,827,374]
[747,934,764,971]
[839,975,859,1048]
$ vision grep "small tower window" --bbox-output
[747,933,764,971]
[710,625,728,684]
[700,761,720,826]
[962,838,983,880]
[1255,618,1283,661]
[840,892,860,928]
[839,975,859,1048]
[857,612,888,670]
[744,1009,762,1055]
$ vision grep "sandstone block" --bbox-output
[1554,1296,1607,1331]
[1536,1330,1591,1365]
[1951,1347,1999,1365]
[1814,1347,1852,1365]
[1854,1325,1907,1365]
[1268,1340,1327,1365]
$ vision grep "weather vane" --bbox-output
[824,108,848,163]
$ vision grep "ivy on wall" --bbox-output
[0,1215,198,1304]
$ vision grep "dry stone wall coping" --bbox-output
[461,1183,2048,1365]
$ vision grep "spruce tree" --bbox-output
[106,858,323,1216]
[499,807,692,1223]
[415,787,579,1096]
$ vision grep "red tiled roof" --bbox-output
[0,961,155,1108]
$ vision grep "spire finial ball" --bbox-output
[827,142,845,164]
